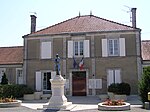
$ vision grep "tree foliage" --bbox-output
[139,66,150,103]
[1,72,8,85]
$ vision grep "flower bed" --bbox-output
[0,98,22,108]
[98,99,130,111]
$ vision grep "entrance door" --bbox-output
[72,71,86,96]
[43,72,51,93]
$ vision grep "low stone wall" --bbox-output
[0,100,22,108]
[98,102,130,111]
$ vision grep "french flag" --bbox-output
[79,57,84,70]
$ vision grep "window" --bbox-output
[68,40,90,58]
[108,39,119,56]
[102,38,125,57]
[41,41,51,59]
[16,68,23,84]
[107,69,121,86]
[0,68,5,83]
[74,41,84,56]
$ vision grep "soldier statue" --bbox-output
[55,54,60,75]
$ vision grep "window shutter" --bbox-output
[84,40,90,57]
[89,79,94,89]
[68,41,73,58]
[115,70,121,83]
[95,79,102,89]
[41,41,51,59]
[107,70,114,87]
[35,71,42,91]
[102,39,108,57]
[119,38,126,56]
[51,71,56,79]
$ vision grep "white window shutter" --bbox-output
[84,40,90,57]
[68,41,73,58]
[89,79,94,89]
[119,38,126,56]
[107,70,114,87]
[102,39,108,57]
[35,71,42,91]
[115,70,121,83]
[51,71,56,79]
[41,41,51,59]
[95,79,102,89]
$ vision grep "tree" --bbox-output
[1,72,8,85]
[139,66,150,103]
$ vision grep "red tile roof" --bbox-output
[142,40,150,60]
[0,46,23,65]
[29,15,137,36]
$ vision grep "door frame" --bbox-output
[69,69,89,96]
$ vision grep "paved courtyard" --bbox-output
[0,96,150,112]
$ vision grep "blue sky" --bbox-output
[0,0,150,47]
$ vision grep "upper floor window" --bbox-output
[68,40,90,58]
[41,41,51,59]
[102,38,125,57]
[74,41,84,56]
[108,39,119,56]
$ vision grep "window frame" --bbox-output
[107,69,121,87]
[108,39,119,56]
[73,40,84,57]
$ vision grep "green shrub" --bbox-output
[0,84,34,98]
[139,66,150,103]
[108,82,131,95]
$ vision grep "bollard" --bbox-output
[145,102,150,110]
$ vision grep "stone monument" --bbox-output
[43,54,72,110]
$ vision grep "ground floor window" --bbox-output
[16,68,23,84]
[0,68,5,83]
[35,71,55,93]
[107,69,121,87]
[43,72,51,91]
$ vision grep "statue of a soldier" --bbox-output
[55,54,60,75]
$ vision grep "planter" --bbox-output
[0,100,22,108]
[24,94,34,100]
[34,92,42,100]
[98,102,130,111]
[114,95,127,101]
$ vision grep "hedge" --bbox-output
[0,84,34,98]
[108,82,131,95]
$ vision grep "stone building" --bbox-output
[0,46,23,84]
[23,8,142,96]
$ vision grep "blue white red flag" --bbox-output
[79,57,84,70]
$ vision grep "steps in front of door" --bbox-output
[41,94,51,99]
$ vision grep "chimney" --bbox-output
[30,15,36,33]
[131,8,137,28]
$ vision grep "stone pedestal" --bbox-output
[43,75,72,110]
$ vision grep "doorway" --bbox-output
[72,71,86,96]
[43,72,51,93]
